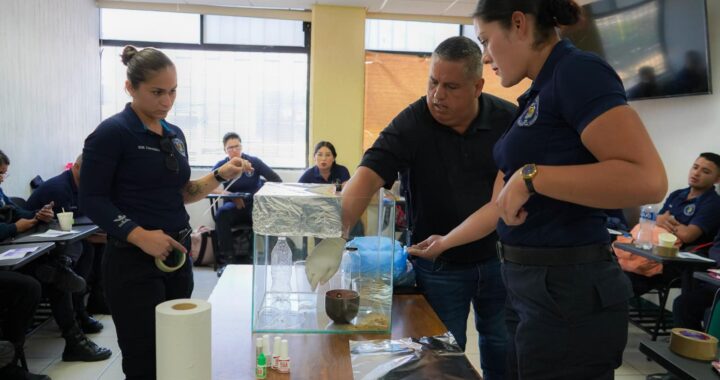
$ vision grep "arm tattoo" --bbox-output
[185,182,203,197]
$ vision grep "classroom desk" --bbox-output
[208,265,481,380]
[616,243,715,340]
[614,243,715,288]
[0,242,55,270]
[694,271,720,288]
[639,338,718,380]
[1,224,99,245]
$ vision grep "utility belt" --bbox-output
[496,242,612,266]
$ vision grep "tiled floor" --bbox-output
[24,266,667,379]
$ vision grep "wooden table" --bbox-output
[639,338,718,380]
[208,265,480,380]
[1,224,99,245]
[0,242,55,270]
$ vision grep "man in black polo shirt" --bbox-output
[306,36,516,380]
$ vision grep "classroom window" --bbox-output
[100,10,309,168]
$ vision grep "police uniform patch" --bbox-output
[172,138,187,157]
[683,204,696,216]
[517,95,540,127]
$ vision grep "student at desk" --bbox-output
[212,132,281,266]
[0,150,52,242]
[1,151,110,362]
[298,141,350,190]
[617,153,720,295]
[26,154,107,335]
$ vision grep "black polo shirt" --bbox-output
[79,103,191,240]
[493,39,627,247]
[26,170,82,216]
[361,94,517,263]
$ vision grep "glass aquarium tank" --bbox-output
[251,183,396,334]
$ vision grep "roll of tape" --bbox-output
[156,299,211,380]
[155,249,186,272]
[669,328,718,361]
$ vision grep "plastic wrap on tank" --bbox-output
[252,182,342,238]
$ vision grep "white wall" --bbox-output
[631,0,720,195]
[0,0,100,198]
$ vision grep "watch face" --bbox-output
[522,164,536,177]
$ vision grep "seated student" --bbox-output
[616,152,720,295]
[673,231,720,330]
[298,141,350,190]
[0,150,110,362]
[212,132,281,267]
[0,272,49,380]
[26,154,105,334]
[0,151,50,241]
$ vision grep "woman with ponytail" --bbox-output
[410,0,667,379]
[469,0,667,378]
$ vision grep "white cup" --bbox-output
[658,232,678,248]
[57,212,74,231]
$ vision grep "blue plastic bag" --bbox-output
[346,236,407,281]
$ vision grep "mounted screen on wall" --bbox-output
[563,0,712,101]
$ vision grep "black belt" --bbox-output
[496,242,612,266]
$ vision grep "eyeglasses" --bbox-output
[225,144,242,152]
[159,137,179,173]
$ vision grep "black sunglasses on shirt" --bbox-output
[159,137,179,173]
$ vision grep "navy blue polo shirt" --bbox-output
[493,39,627,247]
[298,164,350,185]
[361,93,517,263]
[26,170,82,216]
[659,187,720,245]
[79,103,191,240]
[212,154,281,195]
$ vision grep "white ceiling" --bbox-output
[113,0,480,18]
[112,0,600,18]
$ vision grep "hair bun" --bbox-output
[121,45,138,66]
[541,0,581,27]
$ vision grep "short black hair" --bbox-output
[0,150,9,166]
[700,152,720,172]
[222,132,241,146]
[433,36,484,79]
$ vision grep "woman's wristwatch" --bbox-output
[521,163,538,195]
[213,169,226,183]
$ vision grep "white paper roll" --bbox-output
[156,299,212,380]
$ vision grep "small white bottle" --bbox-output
[262,334,271,361]
[277,339,290,373]
[271,336,281,370]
